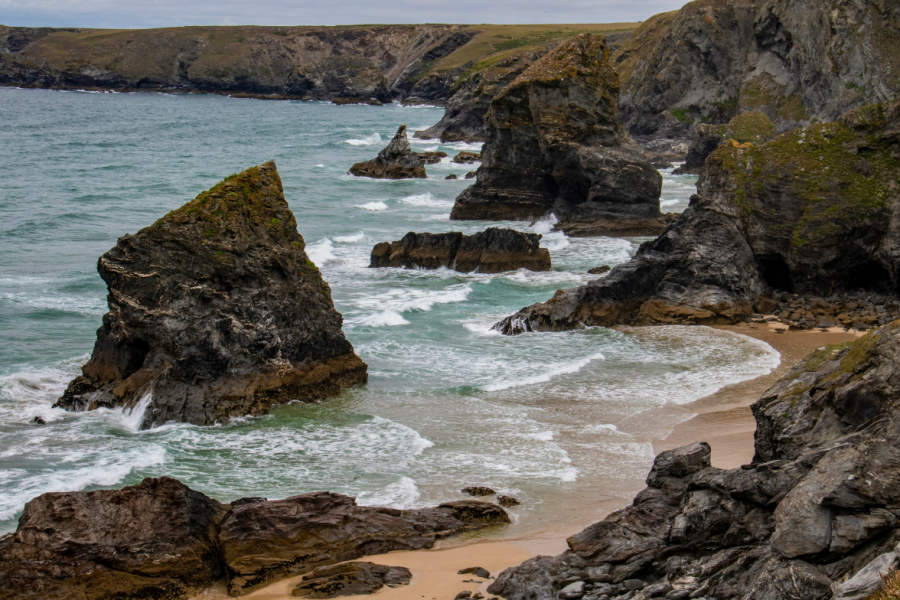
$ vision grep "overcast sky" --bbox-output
[1,0,688,29]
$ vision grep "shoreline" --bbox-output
[192,323,854,600]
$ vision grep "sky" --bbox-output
[0,0,688,29]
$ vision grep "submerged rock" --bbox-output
[349,124,426,179]
[462,486,496,496]
[369,228,550,273]
[292,562,412,598]
[494,99,900,334]
[0,478,509,600]
[55,161,367,428]
[673,111,778,175]
[450,34,663,237]
[487,321,900,600]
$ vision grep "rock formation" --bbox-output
[452,151,480,164]
[488,321,900,600]
[369,228,551,273]
[418,150,448,164]
[449,34,666,238]
[54,161,367,428]
[349,125,427,179]
[286,57,391,103]
[611,0,900,144]
[292,562,412,598]
[673,111,778,175]
[0,478,509,600]
[494,99,900,334]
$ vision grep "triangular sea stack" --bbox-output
[348,124,427,179]
[55,161,367,428]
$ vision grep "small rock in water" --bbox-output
[458,566,491,578]
[455,592,472,600]
[588,266,611,275]
[446,174,458,180]
[32,416,46,425]
[497,495,520,507]
[465,171,476,179]
[292,562,412,598]
[418,150,448,164]
[462,486,496,496]
[452,151,481,164]
[472,594,484,600]
[231,497,267,508]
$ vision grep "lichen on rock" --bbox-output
[673,111,778,174]
[55,161,367,428]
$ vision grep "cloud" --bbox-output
[1,0,687,28]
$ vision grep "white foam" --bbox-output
[356,201,388,211]
[343,132,382,146]
[306,239,336,265]
[116,391,153,433]
[356,284,472,314]
[356,311,410,327]
[334,232,365,243]
[315,163,324,167]
[400,192,453,208]
[356,476,422,509]
[481,352,606,392]
[661,199,680,207]
[530,214,558,235]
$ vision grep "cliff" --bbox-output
[487,320,900,600]
[494,99,900,334]
[673,110,779,174]
[54,161,368,428]
[450,34,664,236]
[611,0,900,143]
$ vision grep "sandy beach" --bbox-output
[191,323,858,600]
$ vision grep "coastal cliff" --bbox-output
[487,320,900,600]
[450,34,664,236]
[55,161,367,428]
[495,99,900,334]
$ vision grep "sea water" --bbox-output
[0,88,779,535]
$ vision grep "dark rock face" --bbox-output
[418,150,448,164]
[450,34,663,236]
[0,478,509,600]
[488,321,900,600]
[220,493,510,595]
[370,228,551,273]
[0,477,229,600]
[673,111,779,175]
[292,562,412,598]
[54,161,367,428]
[285,57,391,103]
[349,124,427,179]
[452,151,481,164]
[611,0,900,141]
[494,100,900,334]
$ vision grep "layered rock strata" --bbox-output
[450,34,664,237]
[369,228,551,273]
[673,111,778,175]
[292,562,412,598]
[349,124,426,179]
[495,100,900,334]
[55,161,367,427]
[488,321,900,600]
[0,478,509,600]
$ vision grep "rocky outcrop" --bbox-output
[673,111,779,175]
[488,321,900,600]
[369,228,551,273]
[286,57,391,103]
[0,478,509,600]
[450,34,664,237]
[494,99,900,334]
[452,151,480,164]
[349,124,426,179]
[0,477,229,600]
[611,0,900,141]
[54,161,367,428]
[292,562,412,598]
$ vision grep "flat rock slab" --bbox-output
[292,562,412,598]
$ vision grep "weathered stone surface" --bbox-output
[452,151,481,164]
[450,34,663,235]
[349,124,426,179]
[0,477,228,600]
[462,486,496,496]
[493,99,900,334]
[286,57,390,103]
[292,562,412,598]
[673,111,778,174]
[55,162,367,428]
[486,322,900,600]
[370,228,550,273]
[418,150,448,164]
[221,493,509,595]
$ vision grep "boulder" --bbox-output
[369,228,551,273]
[672,111,778,174]
[450,34,663,238]
[462,486,496,496]
[54,162,367,427]
[587,266,610,275]
[418,150,448,164]
[292,562,412,598]
[221,493,509,595]
[349,124,427,179]
[452,151,481,164]
[0,477,229,600]
[493,99,900,334]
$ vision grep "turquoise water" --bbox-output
[0,87,779,535]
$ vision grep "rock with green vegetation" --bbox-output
[493,99,900,334]
[349,124,427,179]
[54,161,367,428]
[673,111,778,174]
[612,0,900,144]
[487,320,900,600]
[450,34,664,237]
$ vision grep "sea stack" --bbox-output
[55,161,367,428]
[349,124,427,179]
[494,99,900,334]
[450,34,665,236]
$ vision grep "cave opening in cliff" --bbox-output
[756,254,793,292]
[847,260,892,292]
